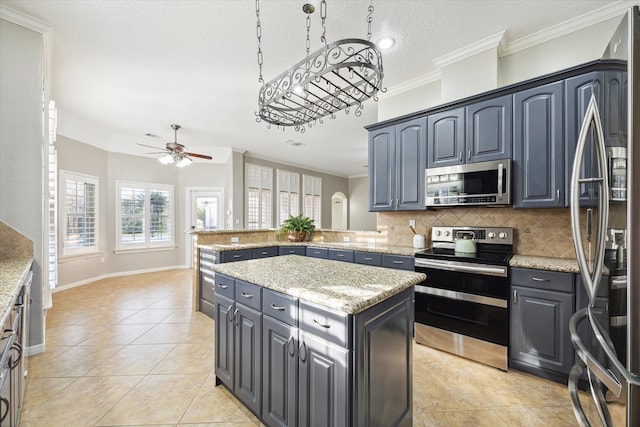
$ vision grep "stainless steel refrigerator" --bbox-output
[568,6,640,426]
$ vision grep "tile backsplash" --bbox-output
[377,204,626,259]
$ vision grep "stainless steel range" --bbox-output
[414,226,513,371]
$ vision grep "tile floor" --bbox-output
[21,269,625,426]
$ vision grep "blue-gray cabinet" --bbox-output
[278,246,306,256]
[199,249,217,319]
[427,107,465,168]
[368,117,427,211]
[328,248,354,263]
[509,268,575,383]
[512,81,564,208]
[604,70,626,147]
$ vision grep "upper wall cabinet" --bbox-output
[604,71,627,147]
[512,81,564,209]
[427,96,512,168]
[369,117,427,211]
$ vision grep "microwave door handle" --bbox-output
[497,163,504,200]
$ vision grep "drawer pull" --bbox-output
[240,292,253,299]
[312,319,331,329]
[261,251,268,255]
[271,304,286,311]
[392,260,403,264]
[363,257,372,261]
[287,336,296,357]
[337,254,345,257]
[299,341,307,362]
[288,250,296,254]
[531,277,550,282]
[233,254,242,258]
[225,305,234,322]
[217,283,229,289]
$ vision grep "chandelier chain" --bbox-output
[305,12,311,60]
[320,0,327,49]
[256,0,263,84]
[366,0,374,41]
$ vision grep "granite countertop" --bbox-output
[0,256,33,327]
[212,255,425,314]
[199,241,419,256]
[509,255,581,273]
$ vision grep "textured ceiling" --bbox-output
[1,0,628,176]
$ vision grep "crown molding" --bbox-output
[379,69,441,100]
[433,31,506,68]
[501,1,634,56]
[0,4,52,33]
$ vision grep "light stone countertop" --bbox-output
[212,255,425,315]
[199,241,420,256]
[509,255,580,273]
[0,256,32,327]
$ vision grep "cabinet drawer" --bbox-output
[200,298,215,319]
[200,249,217,263]
[279,246,306,256]
[306,247,329,259]
[220,249,252,263]
[252,246,278,259]
[263,289,298,327]
[354,251,382,266]
[235,280,262,311]
[299,301,351,348]
[200,274,216,303]
[510,267,574,293]
[329,248,354,263]
[382,254,415,271]
[214,274,235,299]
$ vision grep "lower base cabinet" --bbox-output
[215,273,414,427]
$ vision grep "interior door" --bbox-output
[185,187,224,268]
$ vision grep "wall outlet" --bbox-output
[409,219,416,228]
[343,236,350,243]
[367,238,376,244]
[231,236,239,243]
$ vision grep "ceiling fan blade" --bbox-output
[137,142,166,150]
[186,152,213,160]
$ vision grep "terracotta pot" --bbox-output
[287,232,307,242]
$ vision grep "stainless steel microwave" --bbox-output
[425,159,511,207]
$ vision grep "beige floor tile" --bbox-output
[28,343,125,378]
[72,308,142,325]
[21,375,143,426]
[79,323,156,346]
[162,308,214,324]
[44,323,107,346]
[85,343,177,376]
[95,373,208,426]
[150,342,215,375]
[132,321,213,345]
[119,308,180,324]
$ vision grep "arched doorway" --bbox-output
[331,192,348,230]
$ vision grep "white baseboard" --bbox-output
[25,343,45,356]
[53,264,189,293]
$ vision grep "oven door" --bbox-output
[415,285,508,346]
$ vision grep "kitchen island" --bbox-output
[212,255,425,427]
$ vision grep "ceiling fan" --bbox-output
[138,124,212,167]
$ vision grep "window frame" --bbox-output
[245,163,274,229]
[60,170,99,257]
[115,180,175,252]
[303,174,322,228]
[277,169,300,226]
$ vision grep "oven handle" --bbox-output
[498,162,504,200]
[415,284,508,309]
[414,258,508,277]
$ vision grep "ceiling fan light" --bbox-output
[158,154,175,165]
[176,156,192,168]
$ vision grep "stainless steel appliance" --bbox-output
[568,7,640,426]
[414,226,513,371]
[425,159,510,207]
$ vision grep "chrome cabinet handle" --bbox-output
[287,336,296,357]
[392,260,403,264]
[217,283,228,289]
[497,162,504,200]
[233,254,242,258]
[531,277,550,282]
[467,149,471,161]
[556,189,560,203]
[233,308,239,326]
[312,319,331,329]
[299,341,307,362]
[458,152,463,162]
[513,289,518,304]
[363,257,372,261]
[271,303,286,311]
[225,305,234,322]
[240,292,253,299]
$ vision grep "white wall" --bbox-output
[0,17,46,348]
[348,176,377,231]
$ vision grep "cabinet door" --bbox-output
[427,107,465,168]
[234,304,262,416]
[368,126,396,211]
[396,118,426,210]
[565,72,603,207]
[465,95,512,163]
[513,81,564,208]
[298,331,349,427]
[604,71,625,147]
[510,285,574,375]
[263,316,298,427]
[215,294,235,390]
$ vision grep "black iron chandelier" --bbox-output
[255,0,384,132]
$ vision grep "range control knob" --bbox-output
[434,230,441,237]
[488,232,496,239]
[498,232,508,239]
[444,230,451,237]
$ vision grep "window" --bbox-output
[61,170,98,256]
[246,164,273,229]
[303,174,322,227]
[116,181,174,250]
[277,169,300,226]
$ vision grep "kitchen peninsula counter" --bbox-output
[212,255,425,314]
[0,222,34,328]
[199,240,419,257]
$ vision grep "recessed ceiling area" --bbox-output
[1,0,628,177]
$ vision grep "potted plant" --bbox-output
[277,214,316,242]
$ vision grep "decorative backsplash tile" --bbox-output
[0,222,33,259]
[376,206,626,259]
